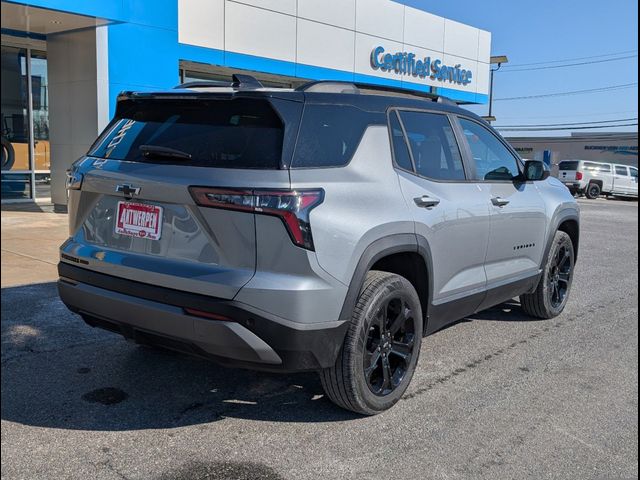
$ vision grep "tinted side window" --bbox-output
[292,104,376,168]
[389,111,413,171]
[459,118,520,181]
[631,168,638,178]
[615,166,629,176]
[398,111,465,181]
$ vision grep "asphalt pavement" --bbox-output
[1,198,638,480]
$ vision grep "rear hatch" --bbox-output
[558,160,579,182]
[62,91,302,299]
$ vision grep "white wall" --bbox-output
[47,27,108,207]
[178,0,491,97]
[225,1,296,62]
[178,0,224,50]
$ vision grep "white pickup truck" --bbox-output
[558,160,638,199]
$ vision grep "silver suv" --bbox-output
[58,76,580,415]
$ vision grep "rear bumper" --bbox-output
[58,262,348,372]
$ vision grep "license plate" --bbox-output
[115,201,163,240]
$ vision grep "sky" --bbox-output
[398,0,639,137]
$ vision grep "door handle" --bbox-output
[491,196,510,207]
[414,195,440,208]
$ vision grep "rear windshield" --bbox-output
[558,161,579,171]
[89,99,284,169]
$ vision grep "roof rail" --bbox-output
[174,74,264,90]
[301,82,361,94]
[296,80,457,105]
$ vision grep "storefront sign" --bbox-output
[585,145,638,155]
[370,46,472,86]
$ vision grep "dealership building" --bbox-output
[508,132,639,174]
[1,0,492,208]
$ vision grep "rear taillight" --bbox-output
[190,187,324,250]
[576,171,583,180]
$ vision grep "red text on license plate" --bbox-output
[115,201,163,240]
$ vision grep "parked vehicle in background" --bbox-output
[58,76,580,415]
[558,159,638,199]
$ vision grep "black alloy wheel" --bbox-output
[547,242,573,309]
[363,296,416,396]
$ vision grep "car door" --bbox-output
[389,110,491,328]
[456,117,548,309]
[630,167,639,196]
[613,165,633,195]
[583,161,613,192]
[598,163,614,192]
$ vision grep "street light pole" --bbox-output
[487,55,509,123]
[488,67,496,119]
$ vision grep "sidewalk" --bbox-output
[1,204,68,288]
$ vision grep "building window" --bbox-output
[31,50,50,199]
[179,66,298,88]
[181,69,229,85]
[1,44,50,202]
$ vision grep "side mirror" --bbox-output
[523,160,550,181]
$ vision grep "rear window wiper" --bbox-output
[139,145,192,160]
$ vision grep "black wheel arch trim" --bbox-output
[338,233,434,331]
[537,208,580,292]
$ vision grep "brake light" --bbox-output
[190,187,324,250]
[576,171,583,180]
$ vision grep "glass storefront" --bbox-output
[1,44,50,201]
[31,50,51,199]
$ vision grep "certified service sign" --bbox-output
[370,46,472,86]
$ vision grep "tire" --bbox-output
[585,182,601,199]
[520,231,575,319]
[320,271,423,415]
[1,137,15,171]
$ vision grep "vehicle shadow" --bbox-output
[1,282,359,432]
[1,202,57,213]
[465,300,547,322]
[426,300,546,337]
[1,283,546,432]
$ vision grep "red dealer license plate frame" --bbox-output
[115,201,163,240]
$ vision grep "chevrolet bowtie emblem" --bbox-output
[115,184,141,197]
